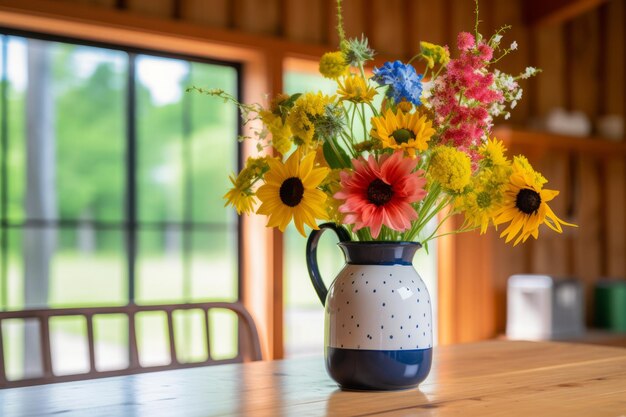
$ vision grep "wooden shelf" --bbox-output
[493,127,626,156]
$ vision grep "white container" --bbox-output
[506,274,584,340]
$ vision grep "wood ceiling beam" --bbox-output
[524,0,608,27]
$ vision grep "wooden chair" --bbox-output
[0,302,262,388]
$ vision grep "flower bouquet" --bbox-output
[194,2,574,248]
[192,0,578,391]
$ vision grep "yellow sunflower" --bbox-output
[337,74,377,103]
[370,109,435,157]
[256,151,329,236]
[493,156,576,245]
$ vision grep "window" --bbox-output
[0,32,240,377]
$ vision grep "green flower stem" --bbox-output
[404,183,448,242]
[420,209,458,245]
[358,63,367,83]
[367,101,379,118]
[359,103,367,139]
[407,53,421,65]
[340,132,358,158]
[350,104,358,134]
[426,224,480,243]
[406,196,449,242]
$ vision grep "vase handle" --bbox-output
[306,222,352,306]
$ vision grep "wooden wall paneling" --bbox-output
[492,0,530,123]
[324,0,338,47]
[490,141,532,335]
[340,0,366,41]
[524,0,609,27]
[533,25,566,118]
[491,236,532,335]
[284,0,325,43]
[62,0,117,7]
[233,0,280,35]
[529,152,572,276]
[240,52,284,360]
[180,0,231,27]
[573,156,603,324]
[413,0,447,52]
[402,0,416,59]
[127,0,172,18]
[454,230,496,343]
[438,222,497,343]
[604,157,626,278]
[437,214,458,345]
[370,0,404,57]
[449,0,475,50]
[568,9,600,120]
[604,0,624,117]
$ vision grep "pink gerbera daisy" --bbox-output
[334,151,427,238]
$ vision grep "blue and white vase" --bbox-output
[306,223,433,391]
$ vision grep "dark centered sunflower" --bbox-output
[494,157,576,245]
[256,151,329,236]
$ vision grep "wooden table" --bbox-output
[1,341,625,416]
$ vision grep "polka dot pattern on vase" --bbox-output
[325,264,433,351]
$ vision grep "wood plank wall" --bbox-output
[4,0,625,345]
[28,0,625,126]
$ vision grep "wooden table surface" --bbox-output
[1,340,625,417]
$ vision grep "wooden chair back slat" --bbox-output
[0,302,262,388]
[39,317,53,378]
[128,311,140,369]
[86,314,96,373]
[166,311,178,366]
[204,309,212,360]
[0,322,6,387]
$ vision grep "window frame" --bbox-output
[0,28,243,314]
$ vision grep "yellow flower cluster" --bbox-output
[287,92,335,147]
[419,41,450,69]
[223,156,273,214]
[319,168,344,223]
[512,155,547,187]
[319,51,348,79]
[259,110,292,155]
[428,146,471,193]
[455,138,512,233]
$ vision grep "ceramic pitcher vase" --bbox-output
[306,223,433,391]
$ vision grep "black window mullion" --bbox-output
[1,35,8,311]
[182,62,193,303]
[236,65,244,302]
[126,53,138,304]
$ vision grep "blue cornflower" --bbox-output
[372,61,423,106]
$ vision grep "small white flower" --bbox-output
[510,41,518,50]
[493,34,503,44]
[521,66,538,79]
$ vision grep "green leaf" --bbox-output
[323,140,350,169]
